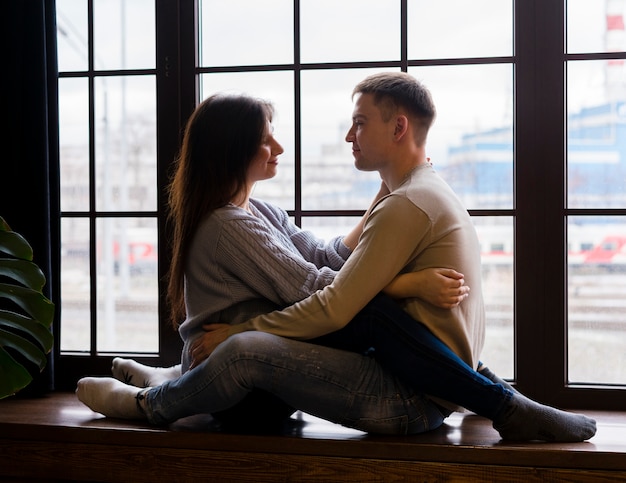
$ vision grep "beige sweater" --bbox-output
[229,163,486,370]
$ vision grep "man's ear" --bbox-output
[393,115,409,140]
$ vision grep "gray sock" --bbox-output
[493,392,597,442]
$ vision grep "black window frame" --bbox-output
[51,0,626,410]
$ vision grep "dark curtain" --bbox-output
[2,1,59,394]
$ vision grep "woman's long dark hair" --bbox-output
[166,94,274,327]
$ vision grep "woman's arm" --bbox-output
[383,268,470,309]
[219,215,339,306]
[255,199,351,270]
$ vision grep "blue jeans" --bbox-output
[142,331,448,435]
[312,293,512,420]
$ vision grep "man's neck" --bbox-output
[382,155,429,191]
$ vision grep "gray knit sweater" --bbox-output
[178,198,351,347]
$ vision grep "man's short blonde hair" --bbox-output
[353,72,436,146]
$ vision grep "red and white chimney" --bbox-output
[605,0,625,101]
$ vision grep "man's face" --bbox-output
[345,93,395,173]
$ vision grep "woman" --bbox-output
[77,94,586,441]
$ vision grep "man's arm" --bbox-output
[189,264,469,368]
[227,195,429,340]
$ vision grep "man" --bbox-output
[195,72,596,442]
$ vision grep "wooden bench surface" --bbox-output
[1,392,625,482]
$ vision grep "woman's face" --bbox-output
[247,120,284,184]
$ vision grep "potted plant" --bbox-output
[0,216,54,399]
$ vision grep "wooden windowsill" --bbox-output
[0,392,625,482]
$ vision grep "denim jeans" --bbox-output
[312,293,513,420]
[142,331,448,435]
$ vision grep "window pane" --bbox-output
[567,0,624,54]
[56,0,88,72]
[300,0,400,63]
[300,216,360,241]
[301,68,386,211]
[94,0,155,70]
[409,65,514,210]
[475,217,514,380]
[61,218,90,352]
[567,60,626,209]
[200,71,295,210]
[408,0,513,59]
[95,75,157,212]
[568,216,626,384]
[199,0,293,67]
[59,78,90,212]
[96,217,158,353]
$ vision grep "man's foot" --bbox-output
[493,392,597,442]
[111,358,181,387]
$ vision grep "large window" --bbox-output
[54,0,626,409]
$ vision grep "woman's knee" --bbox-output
[210,332,295,371]
[221,331,279,357]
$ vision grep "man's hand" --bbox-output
[189,323,231,369]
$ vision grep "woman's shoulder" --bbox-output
[195,205,245,234]
[250,198,288,221]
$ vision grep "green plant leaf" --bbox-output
[0,230,33,261]
[0,283,54,326]
[0,310,54,353]
[0,328,48,370]
[0,347,32,399]
[0,216,54,399]
[0,258,46,291]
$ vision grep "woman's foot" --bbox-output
[76,377,147,420]
[111,358,181,387]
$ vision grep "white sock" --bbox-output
[76,377,147,420]
[111,358,181,387]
